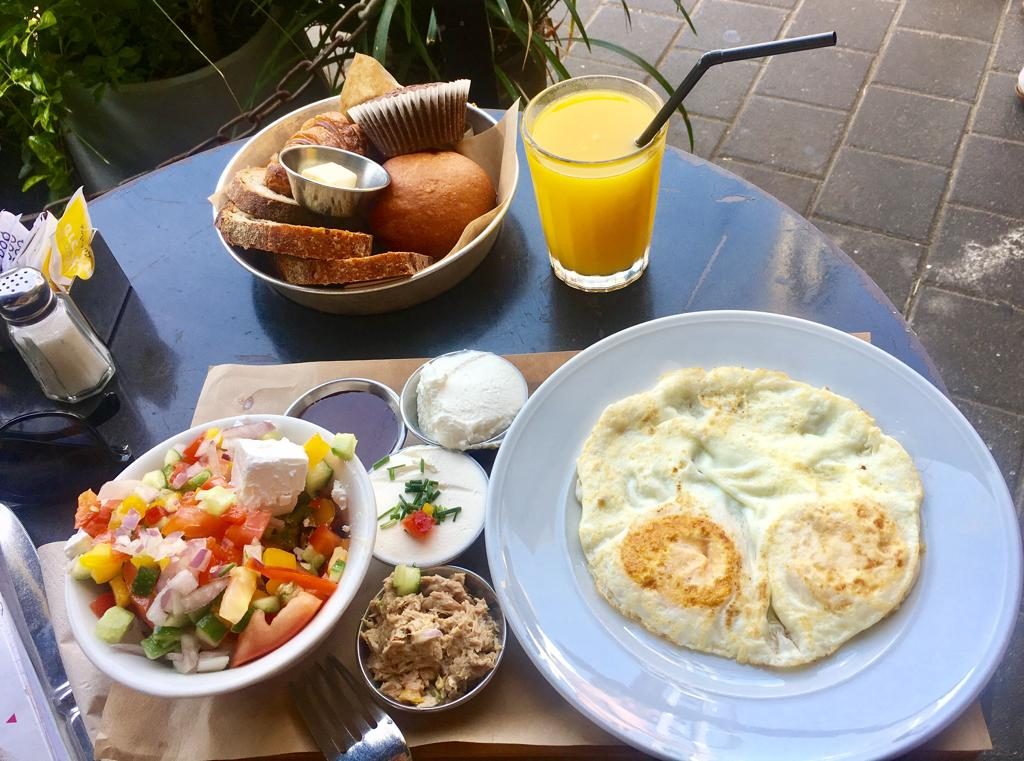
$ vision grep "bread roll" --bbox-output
[369,151,495,259]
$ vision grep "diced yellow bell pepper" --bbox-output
[118,494,148,516]
[159,557,171,570]
[79,544,124,584]
[131,554,156,569]
[266,578,283,595]
[303,434,330,469]
[109,576,129,607]
[219,567,257,625]
[204,427,222,446]
[263,547,298,570]
[422,503,434,516]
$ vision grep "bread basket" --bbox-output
[211,97,517,315]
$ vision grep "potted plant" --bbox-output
[0,0,334,200]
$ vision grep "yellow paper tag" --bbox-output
[53,187,95,281]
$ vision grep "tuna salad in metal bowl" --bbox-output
[358,564,505,710]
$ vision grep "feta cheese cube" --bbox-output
[230,438,308,516]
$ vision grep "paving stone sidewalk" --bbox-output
[566,0,1024,756]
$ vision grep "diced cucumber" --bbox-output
[161,613,190,628]
[300,545,325,573]
[305,460,333,496]
[141,469,167,490]
[161,463,176,484]
[164,447,182,467]
[194,614,228,647]
[392,564,421,596]
[188,604,212,624]
[197,485,236,516]
[131,565,159,597]
[69,557,92,581]
[330,433,357,461]
[230,608,255,633]
[95,606,135,644]
[326,547,348,583]
[184,469,211,490]
[252,596,281,614]
[140,626,183,659]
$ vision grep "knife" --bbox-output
[0,502,93,761]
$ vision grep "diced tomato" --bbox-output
[259,566,337,597]
[199,476,227,491]
[143,506,165,526]
[223,510,271,547]
[181,434,204,463]
[231,591,322,667]
[206,537,241,566]
[89,592,117,618]
[401,510,434,539]
[220,505,248,525]
[308,524,343,559]
[121,564,154,624]
[162,505,225,539]
[75,490,114,537]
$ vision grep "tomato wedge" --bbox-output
[308,524,344,558]
[232,591,322,667]
[89,592,116,618]
[75,490,114,537]
[181,434,204,463]
[162,505,225,539]
[223,510,271,547]
[259,566,337,597]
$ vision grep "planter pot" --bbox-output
[64,21,330,193]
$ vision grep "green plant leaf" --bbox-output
[373,0,400,63]
[21,174,47,191]
[562,0,590,50]
[37,10,57,31]
[584,37,693,150]
[493,0,514,25]
[426,9,438,44]
[493,63,526,103]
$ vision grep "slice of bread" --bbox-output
[216,204,372,261]
[274,251,433,285]
[225,167,323,226]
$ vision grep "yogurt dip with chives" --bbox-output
[369,445,487,566]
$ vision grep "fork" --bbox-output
[291,654,412,761]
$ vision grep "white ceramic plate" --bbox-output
[485,311,1022,761]
[65,414,377,698]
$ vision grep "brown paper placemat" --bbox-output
[42,346,990,760]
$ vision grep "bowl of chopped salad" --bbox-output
[64,414,376,697]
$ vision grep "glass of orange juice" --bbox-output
[522,75,667,292]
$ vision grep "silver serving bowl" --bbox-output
[399,350,527,450]
[212,98,517,315]
[283,377,407,464]
[356,565,507,713]
[279,145,389,220]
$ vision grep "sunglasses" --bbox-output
[0,392,132,506]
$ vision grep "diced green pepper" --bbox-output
[140,626,183,659]
[130,565,159,597]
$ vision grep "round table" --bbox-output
[7,139,941,543]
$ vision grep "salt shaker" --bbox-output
[0,267,115,403]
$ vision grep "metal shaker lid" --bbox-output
[0,267,55,324]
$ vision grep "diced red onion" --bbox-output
[133,485,160,503]
[167,569,199,596]
[196,653,230,673]
[243,543,263,564]
[148,587,173,626]
[180,577,229,613]
[169,470,189,490]
[188,547,210,570]
[220,421,274,441]
[97,480,144,502]
[184,462,203,479]
[120,510,141,532]
[171,634,199,674]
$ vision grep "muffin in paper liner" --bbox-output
[349,80,471,157]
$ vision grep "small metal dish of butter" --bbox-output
[279,145,389,220]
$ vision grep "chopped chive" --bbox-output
[372,455,390,470]
[387,465,402,481]
[419,458,425,473]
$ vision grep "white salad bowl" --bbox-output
[64,414,377,698]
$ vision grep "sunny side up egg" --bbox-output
[576,367,923,668]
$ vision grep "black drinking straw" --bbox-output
[636,31,838,147]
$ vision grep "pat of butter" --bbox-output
[301,161,358,189]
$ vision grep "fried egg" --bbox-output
[576,367,922,667]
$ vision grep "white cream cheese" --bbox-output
[229,437,308,516]
[370,445,487,567]
[416,351,528,450]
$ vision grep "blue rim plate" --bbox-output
[485,310,1022,761]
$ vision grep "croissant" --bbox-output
[265,112,375,196]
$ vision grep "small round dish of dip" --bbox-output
[401,350,528,450]
[370,445,487,567]
[285,378,406,469]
